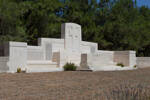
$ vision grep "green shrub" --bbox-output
[17,67,21,73]
[117,63,124,67]
[63,63,77,71]
[134,65,137,68]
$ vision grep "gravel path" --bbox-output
[0,68,150,100]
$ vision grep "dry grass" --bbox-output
[0,68,150,100]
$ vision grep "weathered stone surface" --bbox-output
[61,23,81,53]
[61,23,82,66]
[137,57,150,68]
[8,42,27,73]
[114,51,136,67]
[27,46,44,61]
[77,54,92,71]
[0,57,9,72]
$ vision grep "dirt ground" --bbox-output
[0,68,150,100]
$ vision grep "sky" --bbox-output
[97,0,150,8]
[136,0,150,7]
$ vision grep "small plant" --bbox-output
[117,63,124,67]
[17,67,21,73]
[134,65,137,68]
[63,62,77,71]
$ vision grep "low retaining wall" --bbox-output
[137,57,150,68]
[87,51,114,69]
[0,57,9,72]
[114,51,136,67]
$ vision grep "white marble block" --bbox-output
[87,51,115,69]
[8,42,27,72]
[61,23,82,53]
[61,23,82,66]
[114,51,136,67]
[136,57,150,68]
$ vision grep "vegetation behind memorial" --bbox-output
[0,0,150,56]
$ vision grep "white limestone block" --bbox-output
[27,46,44,60]
[61,23,82,53]
[0,57,9,72]
[38,38,64,60]
[114,51,136,67]
[129,51,136,67]
[60,23,83,66]
[87,50,115,69]
[81,41,98,54]
[7,42,27,72]
[137,57,150,68]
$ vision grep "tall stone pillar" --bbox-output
[61,23,82,66]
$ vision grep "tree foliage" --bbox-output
[0,0,150,56]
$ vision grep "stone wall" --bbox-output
[137,57,150,68]
[114,51,136,67]
[38,38,64,60]
[27,46,44,61]
[8,42,27,72]
[0,57,9,72]
[81,41,98,54]
[87,50,114,70]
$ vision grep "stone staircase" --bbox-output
[26,60,63,73]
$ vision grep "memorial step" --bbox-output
[27,60,57,67]
[26,67,63,73]
[27,60,57,65]
[26,60,63,73]
[77,67,93,71]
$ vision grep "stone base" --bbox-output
[77,67,92,71]
[26,67,63,73]
[91,65,136,71]
[26,60,63,73]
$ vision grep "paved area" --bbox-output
[0,68,150,100]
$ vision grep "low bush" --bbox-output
[17,67,21,73]
[63,63,77,71]
[134,65,137,68]
[117,63,124,67]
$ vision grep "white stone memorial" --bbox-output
[0,23,137,73]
